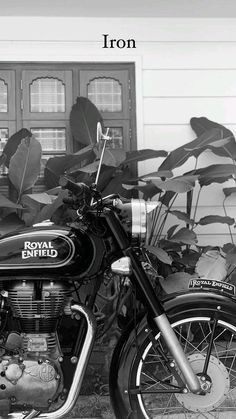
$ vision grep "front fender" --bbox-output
[163,289,236,320]
[109,290,236,418]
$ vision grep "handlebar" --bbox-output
[59,176,90,197]
[60,176,120,211]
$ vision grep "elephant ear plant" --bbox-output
[123,117,236,293]
[0,98,168,228]
[1,106,236,294]
[0,129,42,232]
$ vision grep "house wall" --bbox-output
[0,17,236,245]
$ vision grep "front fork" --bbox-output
[106,210,200,394]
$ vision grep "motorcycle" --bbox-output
[0,127,236,419]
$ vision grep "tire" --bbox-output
[125,310,236,418]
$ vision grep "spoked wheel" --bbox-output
[128,314,236,418]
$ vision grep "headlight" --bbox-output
[114,199,159,244]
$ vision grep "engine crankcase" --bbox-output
[0,357,61,408]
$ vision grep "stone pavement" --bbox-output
[70,395,115,419]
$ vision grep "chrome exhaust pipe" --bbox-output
[8,303,97,419]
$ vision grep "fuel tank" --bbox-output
[0,221,104,279]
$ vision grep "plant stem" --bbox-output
[191,186,202,230]
[225,265,236,282]
[156,194,178,241]
[221,146,236,244]
[149,195,163,245]
[223,197,234,244]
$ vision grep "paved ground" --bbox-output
[69,395,115,419]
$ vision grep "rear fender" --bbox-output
[109,290,236,418]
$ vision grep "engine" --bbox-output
[0,280,72,411]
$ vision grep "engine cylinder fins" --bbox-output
[6,281,72,333]
[17,318,59,334]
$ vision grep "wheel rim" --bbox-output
[133,316,236,418]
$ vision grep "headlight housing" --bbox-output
[115,199,159,244]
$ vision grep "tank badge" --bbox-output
[22,241,58,259]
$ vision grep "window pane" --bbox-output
[88,78,122,112]
[0,80,7,112]
[107,127,123,148]
[31,128,66,152]
[30,78,65,112]
[0,128,9,175]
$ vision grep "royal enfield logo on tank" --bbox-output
[22,241,58,259]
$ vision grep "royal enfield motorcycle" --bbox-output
[0,130,236,419]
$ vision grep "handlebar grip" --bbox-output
[59,176,86,196]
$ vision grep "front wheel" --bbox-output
[114,311,236,418]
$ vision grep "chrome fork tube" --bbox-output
[154,313,200,393]
[9,303,97,419]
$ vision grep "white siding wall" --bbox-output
[0,17,236,245]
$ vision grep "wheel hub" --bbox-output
[174,353,230,412]
[197,372,212,393]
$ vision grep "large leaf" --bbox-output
[159,239,182,253]
[175,251,200,268]
[70,97,103,145]
[95,148,126,167]
[102,167,136,198]
[169,227,198,245]
[223,244,236,267]
[0,128,31,168]
[150,175,198,193]
[184,136,231,151]
[188,164,236,187]
[159,128,222,171]
[144,245,172,265]
[65,145,95,174]
[0,213,25,236]
[160,272,194,294]
[141,170,173,180]
[21,193,57,226]
[196,250,227,281]
[78,161,99,174]
[223,187,236,198]
[222,243,236,254]
[22,193,55,206]
[44,147,96,188]
[124,170,173,184]
[197,215,235,226]
[132,183,162,200]
[0,193,22,209]
[9,136,42,197]
[97,165,117,193]
[190,117,236,159]
[34,189,69,224]
[123,149,167,165]
[22,190,69,226]
[167,224,179,240]
[169,210,195,226]
[159,191,176,207]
